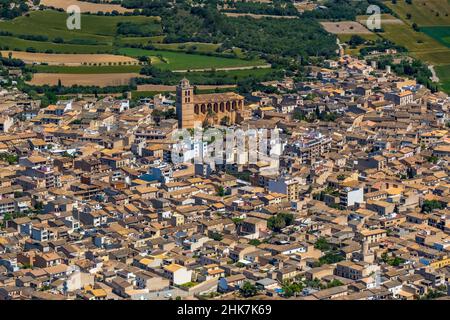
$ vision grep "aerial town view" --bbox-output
[0,0,450,307]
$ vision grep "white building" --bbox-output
[0,115,14,133]
[171,137,208,164]
[163,264,192,285]
[340,186,364,207]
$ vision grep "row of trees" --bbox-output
[117,21,163,37]
[222,0,299,17]
[0,0,30,20]
[303,0,392,21]
[138,65,283,88]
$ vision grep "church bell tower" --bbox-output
[176,78,195,129]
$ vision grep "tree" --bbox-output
[268,215,286,231]
[240,281,258,298]
[317,251,344,266]
[314,237,331,251]
[421,200,444,213]
[427,156,438,164]
[282,281,304,298]
[209,231,223,241]
[220,116,230,126]
[267,213,294,232]
[327,279,343,288]
[217,186,225,197]
[348,35,365,46]
[0,153,19,164]
[249,239,261,246]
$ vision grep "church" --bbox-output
[176,78,249,129]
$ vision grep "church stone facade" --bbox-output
[176,78,249,129]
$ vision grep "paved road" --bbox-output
[429,65,440,82]
[172,64,272,73]
[336,38,344,57]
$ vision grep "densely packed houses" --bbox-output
[0,55,449,300]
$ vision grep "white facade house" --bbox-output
[340,186,364,207]
[163,264,192,285]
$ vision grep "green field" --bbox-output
[380,1,450,92]
[435,64,450,93]
[379,1,450,62]
[115,40,246,58]
[152,42,220,53]
[0,9,270,76]
[153,43,246,58]
[381,23,443,52]
[384,0,450,26]
[0,35,112,54]
[338,33,381,55]
[0,10,158,42]
[32,65,143,74]
[115,36,165,47]
[380,24,450,64]
[117,47,267,71]
[420,26,450,48]
[337,34,381,43]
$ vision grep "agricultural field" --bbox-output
[337,33,381,43]
[420,26,450,48]
[28,72,144,87]
[338,14,400,49]
[40,0,132,13]
[321,21,373,34]
[380,0,450,92]
[0,35,112,54]
[379,1,450,65]
[152,42,221,54]
[0,10,159,46]
[435,64,450,93]
[115,36,165,47]
[384,0,450,26]
[117,48,268,71]
[1,51,138,66]
[32,65,143,74]
[356,14,404,25]
[381,23,447,58]
[0,9,271,83]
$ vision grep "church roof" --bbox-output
[194,92,244,104]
